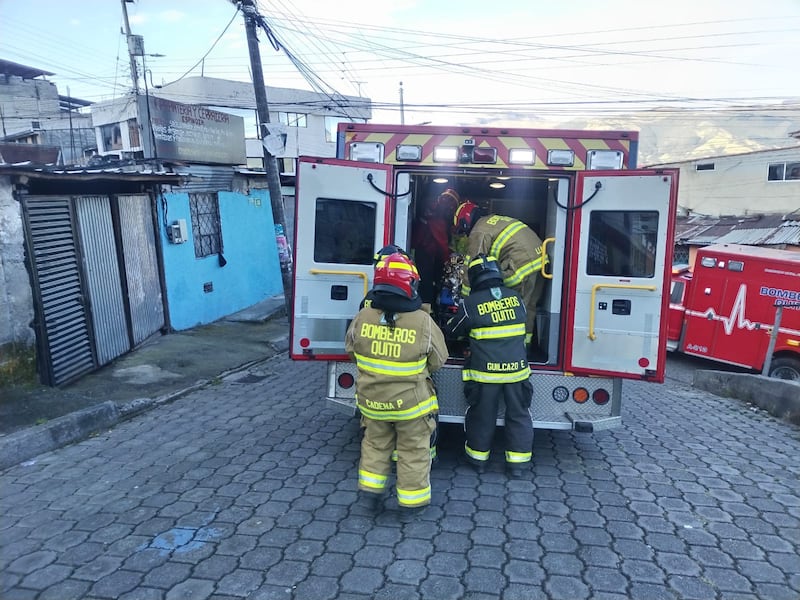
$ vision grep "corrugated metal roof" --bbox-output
[675,214,800,247]
[0,162,180,181]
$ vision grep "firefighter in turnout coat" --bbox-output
[445,254,533,477]
[453,201,546,348]
[346,252,448,515]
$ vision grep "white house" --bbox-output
[648,146,800,217]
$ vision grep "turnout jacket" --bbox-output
[445,284,530,384]
[345,307,447,421]
[460,215,545,295]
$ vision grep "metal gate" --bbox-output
[118,194,164,345]
[23,196,95,385]
[22,193,166,386]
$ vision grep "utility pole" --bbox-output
[399,81,405,125]
[120,0,139,94]
[237,0,293,317]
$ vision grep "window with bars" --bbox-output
[189,193,222,258]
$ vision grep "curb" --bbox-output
[693,370,800,425]
[0,336,290,472]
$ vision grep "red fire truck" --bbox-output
[290,123,678,433]
[668,243,800,379]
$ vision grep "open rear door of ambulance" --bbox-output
[564,170,678,382]
[291,157,394,360]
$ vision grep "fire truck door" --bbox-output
[565,171,677,381]
[291,157,394,359]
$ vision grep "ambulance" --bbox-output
[668,243,800,379]
[290,123,679,433]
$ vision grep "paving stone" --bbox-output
[89,569,142,598]
[340,566,384,594]
[544,574,591,600]
[464,566,506,594]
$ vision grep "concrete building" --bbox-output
[1,59,95,165]
[648,145,800,217]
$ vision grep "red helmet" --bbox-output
[432,188,460,216]
[373,252,420,300]
[453,200,482,235]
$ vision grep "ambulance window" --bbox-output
[313,198,376,265]
[586,210,659,278]
[670,281,685,304]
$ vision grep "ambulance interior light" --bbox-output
[396,144,422,161]
[587,149,624,170]
[489,182,506,189]
[433,146,458,162]
[547,149,575,167]
[433,177,449,183]
[509,148,535,165]
[349,142,384,163]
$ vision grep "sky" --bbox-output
[2,0,800,126]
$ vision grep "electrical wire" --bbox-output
[171,5,241,83]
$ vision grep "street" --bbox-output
[1,355,798,600]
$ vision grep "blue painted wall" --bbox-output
[159,188,283,330]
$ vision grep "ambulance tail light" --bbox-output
[587,149,623,170]
[573,387,590,404]
[592,388,610,405]
[337,372,355,389]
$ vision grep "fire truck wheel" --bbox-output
[768,357,800,381]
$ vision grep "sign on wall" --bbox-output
[140,96,246,165]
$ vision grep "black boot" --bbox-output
[506,463,530,479]
[356,491,384,512]
[463,455,487,474]
[398,505,428,523]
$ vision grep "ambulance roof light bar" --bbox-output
[349,142,384,163]
[396,144,422,161]
[433,146,458,162]
[587,149,623,170]
[547,149,575,167]
[509,148,535,165]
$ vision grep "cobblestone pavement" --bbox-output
[1,355,799,600]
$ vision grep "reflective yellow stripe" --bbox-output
[358,469,388,490]
[463,367,530,383]
[430,445,437,459]
[465,443,489,461]
[470,323,526,340]
[505,450,531,463]
[397,485,431,507]
[354,353,426,377]
[490,221,526,257]
[391,450,398,462]
[525,333,533,344]
[503,256,544,287]
[461,283,471,296]
[359,395,438,420]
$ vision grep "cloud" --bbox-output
[129,14,148,26]
[160,9,185,23]
[69,18,80,26]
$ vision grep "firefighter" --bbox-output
[453,200,546,352]
[411,188,460,305]
[444,254,533,477]
[360,244,440,464]
[346,252,448,518]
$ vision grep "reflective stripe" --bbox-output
[465,443,489,461]
[461,283,471,296]
[463,367,530,384]
[503,256,544,288]
[490,221,526,257]
[524,333,533,344]
[358,395,438,420]
[391,450,398,462]
[470,323,526,340]
[505,450,532,463]
[353,352,426,377]
[430,446,437,459]
[397,485,431,507]
[358,469,388,490]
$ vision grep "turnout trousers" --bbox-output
[464,379,534,466]
[512,274,544,346]
[358,414,437,507]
